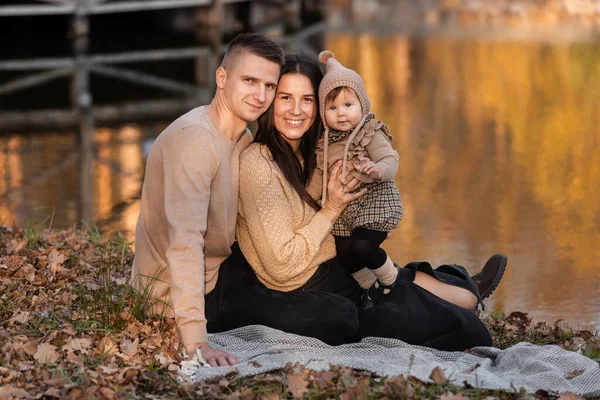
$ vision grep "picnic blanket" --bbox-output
[181,325,600,397]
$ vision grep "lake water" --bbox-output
[2,33,600,330]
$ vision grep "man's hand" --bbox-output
[355,160,383,181]
[186,342,239,367]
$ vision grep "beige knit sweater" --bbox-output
[131,106,251,346]
[237,143,337,291]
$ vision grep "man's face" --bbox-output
[220,52,281,123]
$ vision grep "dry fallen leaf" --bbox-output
[462,363,481,374]
[120,337,139,358]
[64,338,91,355]
[564,369,585,379]
[43,387,61,398]
[249,360,262,368]
[95,336,118,356]
[440,392,466,400]
[558,392,584,400]
[8,310,31,326]
[48,248,66,265]
[13,340,38,359]
[154,351,175,368]
[257,391,281,400]
[340,377,370,400]
[99,386,118,400]
[286,368,309,398]
[99,365,120,374]
[429,366,448,384]
[67,387,84,399]
[34,343,60,365]
[61,324,78,336]
[117,366,141,383]
[0,385,33,399]
[15,263,36,282]
[65,352,83,363]
[7,238,27,254]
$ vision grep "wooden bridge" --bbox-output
[0,0,325,223]
[0,0,325,134]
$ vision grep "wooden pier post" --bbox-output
[284,0,302,34]
[71,0,94,225]
[195,0,222,94]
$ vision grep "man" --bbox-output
[131,33,284,367]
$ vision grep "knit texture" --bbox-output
[352,268,377,289]
[318,50,370,123]
[131,106,252,346]
[318,50,372,204]
[237,143,337,292]
[372,257,399,286]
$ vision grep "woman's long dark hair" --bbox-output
[255,54,323,211]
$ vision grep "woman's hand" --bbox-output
[186,342,239,367]
[321,161,367,223]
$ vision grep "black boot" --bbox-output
[359,288,375,309]
[366,263,401,304]
[472,254,508,300]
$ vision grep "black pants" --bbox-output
[206,243,492,351]
[335,229,389,273]
[358,261,492,351]
[205,243,360,345]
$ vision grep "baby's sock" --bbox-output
[351,268,377,289]
[371,257,398,288]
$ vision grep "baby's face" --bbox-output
[325,88,363,131]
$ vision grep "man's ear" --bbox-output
[215,66,227,89]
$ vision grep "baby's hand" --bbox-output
[355,160,383,181]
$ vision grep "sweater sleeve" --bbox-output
[366,128,399,182]
[162,126,215,346]
[239,149,333,284]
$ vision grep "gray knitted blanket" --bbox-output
[180,325,600,397]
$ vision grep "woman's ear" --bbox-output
[215,66,227,89]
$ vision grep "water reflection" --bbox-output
[1,34,600,329]
[0,125,154,239]
[325,34,600,329]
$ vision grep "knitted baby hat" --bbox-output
[318,50,370,124]
[318,50,372,205]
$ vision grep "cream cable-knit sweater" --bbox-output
[237,143,337,291]
[132,106,251,346]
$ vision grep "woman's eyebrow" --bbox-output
[278,92,315,97]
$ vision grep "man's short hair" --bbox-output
[221,33,285,70]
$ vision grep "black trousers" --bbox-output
[205,243,360,345]
[358,261,492,351]
[206,243,492,350]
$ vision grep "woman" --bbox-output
[235,54,501,350]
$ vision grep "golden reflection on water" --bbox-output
[326,34,600,328]
[1,35,599,328]
[0,126,146,242]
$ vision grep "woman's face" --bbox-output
[273,73,317,152]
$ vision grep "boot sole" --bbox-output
[480,254,508,300]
